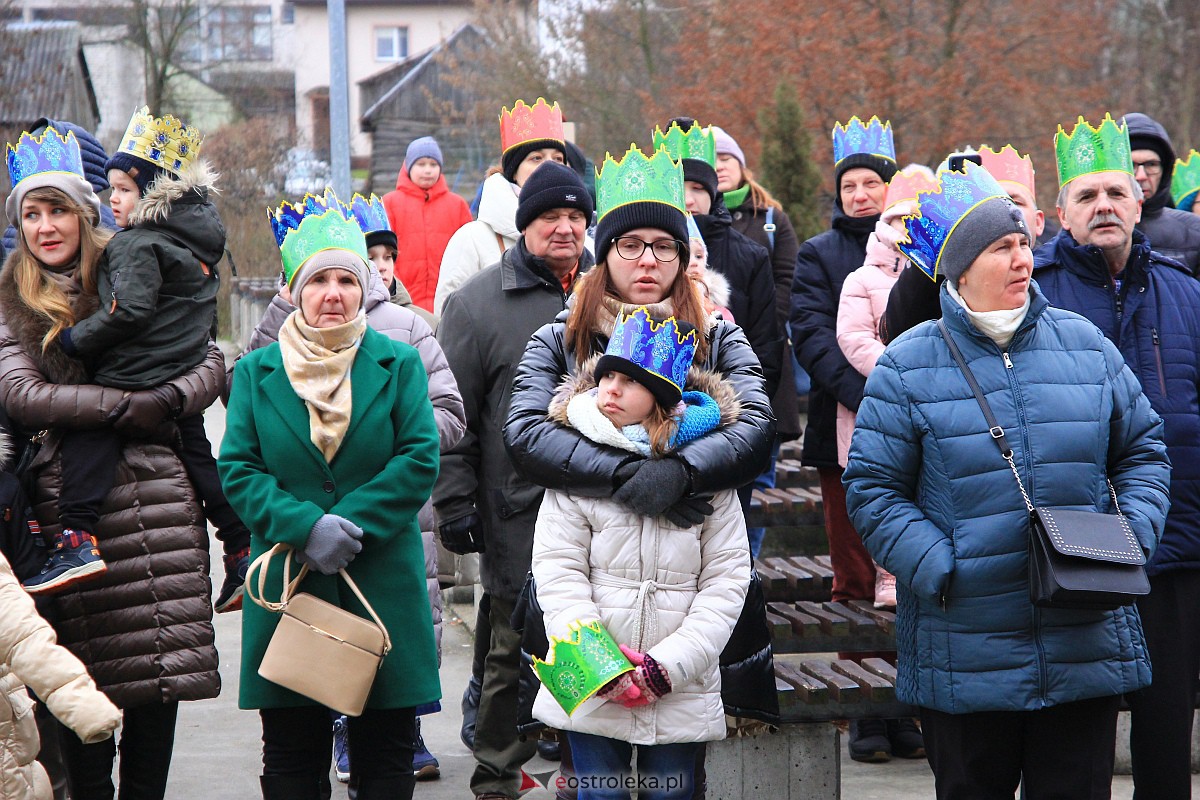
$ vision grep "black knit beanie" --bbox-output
[515,161,593,231]
[594,201,690,268]
[365,229,398,252]
[834,153,898,190]
[502,139,567,184]
[104,152,167,196]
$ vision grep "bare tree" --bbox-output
[121,0,207,112]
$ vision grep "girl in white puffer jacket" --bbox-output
[530,309,750,800]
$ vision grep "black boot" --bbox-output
[887,717,925,759]
[260,774,321,800]
[460,673,482,750]
[354,775,415,800]
[848,718,892,763]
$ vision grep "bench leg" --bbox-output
[705,724,840,799]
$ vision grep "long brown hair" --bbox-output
[11,186,108,351]
[740,167,783,211]
[641,399,678,457]
[567,251,710,367]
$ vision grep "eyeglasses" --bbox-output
[1133,159,1163,176]
[612,236,683,262]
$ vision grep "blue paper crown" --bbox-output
[897,160,1009,280]
[7,127,86,190]
[348,193,391,235]
[605,307,698,394]
[268,187,348,247]
[832,116,896,166]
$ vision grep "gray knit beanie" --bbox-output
[290,249,372,311]
[940,196,1030,287]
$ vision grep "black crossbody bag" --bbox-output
[937,320,1149,610]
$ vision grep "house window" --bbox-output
[281,2,294,24]
[375,26,408,62]
[207,5,273,61]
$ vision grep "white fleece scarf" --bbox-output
[946,281,1030,349]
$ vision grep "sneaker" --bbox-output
[412,718,440,780]
[536,738,561,761]
[848,718,892,763]
[874,568,897,610]
[214,548,250,613]
[332,715,350,782]
[23,529,107,595]
[887,717,925,759]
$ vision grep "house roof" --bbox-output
[0,21,98,126]
[359,22,485,126]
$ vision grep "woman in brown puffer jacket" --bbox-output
[0,153,224,800]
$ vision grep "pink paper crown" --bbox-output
[499,98,564,154]
[978,144,1036,195]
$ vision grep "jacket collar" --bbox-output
[500,238,594,293]
[831,203,879,241]
[395,168,449,200]
[1035,229,1153,289]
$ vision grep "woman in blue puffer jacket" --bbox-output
[843,163,1171,799]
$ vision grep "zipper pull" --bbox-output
[1152,328,1161,346]
[1003,352,1014,369]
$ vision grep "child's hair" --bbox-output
[641,399,678,457]
[12,186,108,352]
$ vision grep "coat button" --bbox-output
[322,480,335,493]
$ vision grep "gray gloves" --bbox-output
[299,514,363,575]
[614,458,714,527]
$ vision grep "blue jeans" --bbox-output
[745,438,781,559]
[565,732,698,800]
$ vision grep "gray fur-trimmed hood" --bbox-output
[127,159,219,227]
[548,353,741,429]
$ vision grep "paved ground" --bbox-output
[154,389,1178,798]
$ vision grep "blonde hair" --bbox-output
[740,167,783,211]
[12,186,108,351]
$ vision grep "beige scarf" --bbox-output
[278,309,368,462]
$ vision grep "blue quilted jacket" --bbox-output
[1035,231,1200,575]
[844,283,1170,714]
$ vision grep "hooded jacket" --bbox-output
[382,167,473,312]
[844,283,1170,714]
[1124,112,1200,275]
[434,172,519,315]
[695,199,783,400]
[531,362,750,744]
[64,161,225,389]
[1034,229,1200,575]
[791,204,875,468]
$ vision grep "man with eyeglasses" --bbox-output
[1124,112,1200,275]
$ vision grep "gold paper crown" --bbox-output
[116,106,202,175]
[978,144,1036,195]
[499,98,565,154]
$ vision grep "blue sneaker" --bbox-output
[333,715,351,782]
[413,718,440,780]
[23,529,107,595]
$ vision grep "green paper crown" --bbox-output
[1054,113,1132,187]
[270,189,368,285]
[1172,150,1200,210]
[652,122,716,168]
[533,620,633,716]
[596,145,686,222]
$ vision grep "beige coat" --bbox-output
[0,553,121,800]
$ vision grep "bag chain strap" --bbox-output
[935,320,1122,517]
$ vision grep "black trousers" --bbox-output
[920,694,1120,800]
[1127,569,1200,800]
[260,705,416,790]
[58,416,249,554]
[58,700,179,800]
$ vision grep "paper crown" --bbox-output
[898,161,1010,281]
[686,212,704,243]
[1172,150,1200,211]
[605,307,698,395]
[596,145,685,222]
[978,144,1036,195]
[6,127,86,190]
[1054,113,1132,187]
[532,621,633,716]
[652,122,716,168]
[499,98,565,154]
[884,166,937,210]
[116,106,202,175]
[268,188,368,284]
[348,193,391,234]
[832,116,896,167]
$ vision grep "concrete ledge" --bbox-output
[706,724,839,799]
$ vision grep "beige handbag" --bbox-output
[245,543,392,716]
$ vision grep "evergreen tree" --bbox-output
[759,80,825,241]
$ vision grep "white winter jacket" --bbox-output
[433,173,519,315]
[0,553,121,800]
[530,365,751,745]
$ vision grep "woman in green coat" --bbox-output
[218,191,440,800]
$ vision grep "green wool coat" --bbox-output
[218,326,441,710]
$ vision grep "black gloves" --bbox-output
[107,385,183,439]
[663,495,715,528]
[613,457,690,517]
[439,512,485,555]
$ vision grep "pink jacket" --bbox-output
[834,216,906,467]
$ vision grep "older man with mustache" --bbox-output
[1034,113,1200,800]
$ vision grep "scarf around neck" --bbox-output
[722,184,751,211]
[278,309,368,461]
[947,281,1030,349]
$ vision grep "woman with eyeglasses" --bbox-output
[505,145,773,546]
